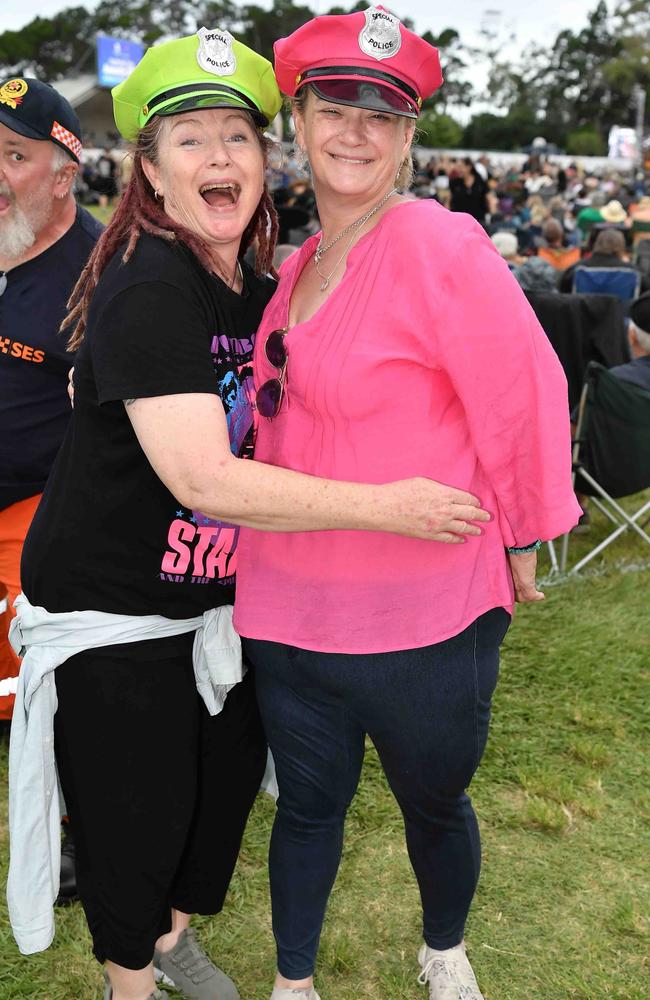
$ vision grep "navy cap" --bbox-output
[0,77,82,162]
[630,291,650,337]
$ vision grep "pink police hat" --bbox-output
[274,5,443,119]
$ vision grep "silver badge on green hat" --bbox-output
[197,27,237,76]
[112,28,283,140]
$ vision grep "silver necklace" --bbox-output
[315,227,364,292]
[314,188,398,291]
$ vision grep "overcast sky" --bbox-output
[1,0,604,49]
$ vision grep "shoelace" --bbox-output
[170,929,216,984]
[418,955,451,986]
[417,950,480,997]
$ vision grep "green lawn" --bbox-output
[1,506,649,1000]
[85,204,114,227]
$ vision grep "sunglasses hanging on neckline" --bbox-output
[256,328,288,418]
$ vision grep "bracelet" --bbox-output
[506,539,542,555]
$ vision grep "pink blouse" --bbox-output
[234,201,581,653]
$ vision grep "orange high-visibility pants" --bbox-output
[0,493,41,719]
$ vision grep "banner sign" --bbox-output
[97,36,144,88]
[608,126,638,160]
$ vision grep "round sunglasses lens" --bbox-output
[256,378,283,417]
[265,330,287,369]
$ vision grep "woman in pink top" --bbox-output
[234,9,580,1000]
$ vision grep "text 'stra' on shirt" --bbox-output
[21,234,275,626]
[0,205,103,511]
[234,200,581,654]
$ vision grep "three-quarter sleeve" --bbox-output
[433,228,581,545]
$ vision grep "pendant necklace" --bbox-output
[314,187,398,292]
[229,259,243,290]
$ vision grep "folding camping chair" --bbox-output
[573,266,640,305]
[631,220,650,249]
[635,239,650,281]
[559,362,650,574]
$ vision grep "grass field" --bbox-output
[1,508,649,1000]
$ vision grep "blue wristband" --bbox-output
[506,539,542,555]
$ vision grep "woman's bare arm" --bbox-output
[125,393,491,542]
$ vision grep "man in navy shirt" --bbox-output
[609,291,650,392]
[0,76,103,897]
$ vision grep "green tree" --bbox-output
[539,2,623,144]
[463,107,538,151]
[477,0,649,151]
[420,28,474,113]
[603,1,650,117]
[238,0,313,63]
[565,129,606,156]
[0,8,97,79]
[416,110,463,149]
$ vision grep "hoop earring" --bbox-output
[154,189,162,201]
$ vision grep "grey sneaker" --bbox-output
[153,927,239,1000]
[270,990,321,1000]
[103,970,169,1000]
[417,942,484,1000]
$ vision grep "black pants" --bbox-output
[54,635,266,969]
[245,607,510,979]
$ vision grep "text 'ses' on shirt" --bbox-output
[0,204,103,511]
[21,234,275,623]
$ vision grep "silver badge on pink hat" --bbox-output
[358,6,402,61]
[196,27,237,76]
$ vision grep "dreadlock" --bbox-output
[65,116,279,351]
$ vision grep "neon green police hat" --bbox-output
[112,28,282,140]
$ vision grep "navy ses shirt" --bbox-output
[0,204,103,511]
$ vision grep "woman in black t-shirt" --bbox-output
[15,32,494,1000]
[449,157,490,224]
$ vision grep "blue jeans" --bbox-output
[244,606,511,979]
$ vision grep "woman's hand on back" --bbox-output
[379,478,491,543]
[124,394,492,538]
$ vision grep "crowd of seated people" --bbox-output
[264,147,650,298]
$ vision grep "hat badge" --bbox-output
[196,26,237,77]
[0,78,28,110]
[358,6,402,62]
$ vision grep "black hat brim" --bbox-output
[310,79,418,118]
[155,93,268,128]
[0,107,47,141]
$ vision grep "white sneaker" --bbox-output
[417,942,484,1000]
[270,988,321,1000]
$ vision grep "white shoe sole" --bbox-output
[153,967,175,988]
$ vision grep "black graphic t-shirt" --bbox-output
[21,233,275,621]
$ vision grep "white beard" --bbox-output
[0,186,54,261]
